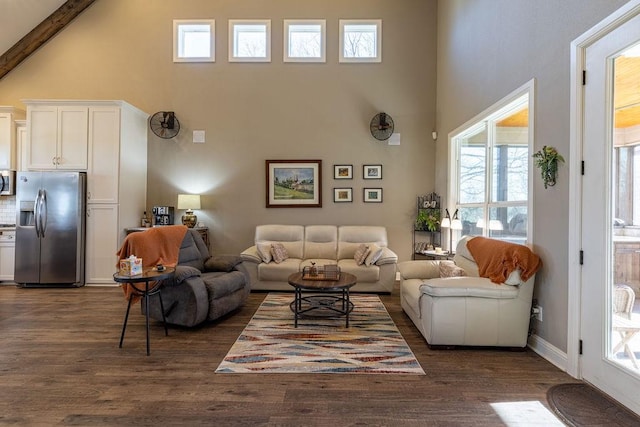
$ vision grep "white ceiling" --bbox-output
[0,0,66,55]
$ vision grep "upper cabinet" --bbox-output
[24,102,88,170]
[0,107,26,170]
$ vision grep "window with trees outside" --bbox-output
[229,20,271,62]
[284,20,326,63]
[339,20,381,63]
[450,81,534,245]
[173,20,215,62]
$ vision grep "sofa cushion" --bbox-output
[419,277,519,299]
[337,226,388,259]
[270,243,289,263]
[177,231,205,271]
[258,258,300,282]
[354,244,370,265]
[255,225,304,258]
[338,259,380,282]
[304,225,338,259]
[203,270,247,299]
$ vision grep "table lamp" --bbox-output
[177,194,201,228]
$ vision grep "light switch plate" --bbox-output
[388,133,401,145]
[193,130,205,144]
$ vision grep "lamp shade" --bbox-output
[177,194,201,210]
[441,217,451,228]
[451,219,463,230]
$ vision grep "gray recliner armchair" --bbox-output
[146,229,249,327]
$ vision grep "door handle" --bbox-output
[39,189,47,238]
[34,190,41,238]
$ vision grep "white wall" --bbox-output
[435,0,628,352]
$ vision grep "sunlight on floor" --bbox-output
[490,401,564,426]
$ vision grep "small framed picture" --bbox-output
[333,187,353,203]
[363,188,383,203]
[363,164,382,179]
[334,164,353,179]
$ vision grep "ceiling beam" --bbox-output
[0,0,97,81]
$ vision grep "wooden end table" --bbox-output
[287,271,357,328]
[113,267,175,355]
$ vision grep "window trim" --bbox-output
[447,79,535,246]
[173,19,215,63]
[228,19,272,63]
[283,19,326,63]
[339,19,382,63]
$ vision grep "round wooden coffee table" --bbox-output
[287,271,357,328]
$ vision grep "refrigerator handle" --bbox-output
[39,189,47,238]
[34,189,41,238]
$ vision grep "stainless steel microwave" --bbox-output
[0,170,15,196]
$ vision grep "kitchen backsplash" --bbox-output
[0,197,16,224]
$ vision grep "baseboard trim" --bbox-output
[527,334,568,372]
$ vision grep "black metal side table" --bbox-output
[113,267,175,355]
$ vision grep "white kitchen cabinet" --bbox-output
[0,107,25,170]
[0,230,16,282]
[85,101,147,284]
[86,204,119,283]
[25,104,88,170]
[15,120,26,172]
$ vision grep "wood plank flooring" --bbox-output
[0,284,575,426]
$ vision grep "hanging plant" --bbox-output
[533,146,565,189]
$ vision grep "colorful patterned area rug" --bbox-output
[216,293,425,374]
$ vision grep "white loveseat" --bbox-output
[398,236,537,348]
[240,225,398,293]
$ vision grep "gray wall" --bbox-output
[435,0,628,352]
[0,0,438,259]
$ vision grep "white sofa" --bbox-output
[398,236,537,348]
[240,225,398,293]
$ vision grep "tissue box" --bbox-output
[119,257,143,276]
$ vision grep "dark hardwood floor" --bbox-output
[0,284,575,426]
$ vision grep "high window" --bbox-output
[229,20,271,62]
[173,20,215,62]
[339,20,381,63]
[284,20,326,63]
[450,81,534,245]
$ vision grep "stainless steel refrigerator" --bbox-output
[15,171,86,287]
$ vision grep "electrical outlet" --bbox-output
[532,305,543,322]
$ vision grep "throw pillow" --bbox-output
[270,243,289,264]
[364,243,384,266]
[354,243,370,266]
[256,242,273,263]
[204,255,242,272]
[439,260,467,278]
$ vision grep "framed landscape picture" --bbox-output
[266,160,322,207]
[334,164,353,179]
[363,164,382,179]
[333,187,353,202]
[364,188,383,203]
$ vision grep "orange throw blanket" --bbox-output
[116,225,188,302]
[466,236,542,284]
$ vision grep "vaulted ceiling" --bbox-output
[0,0,95,80]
